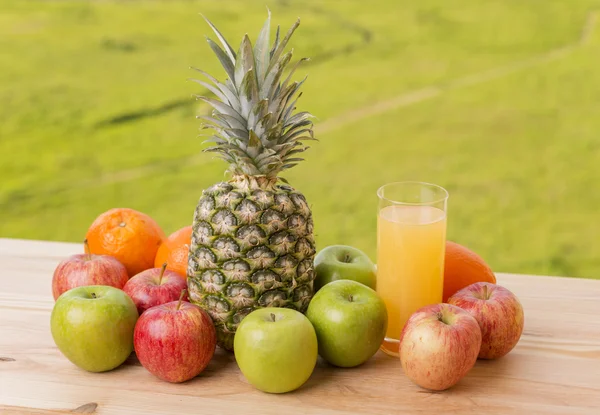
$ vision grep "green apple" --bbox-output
[306,279,387,368]
[233,307,318,393]
[51,285,139,372]
[314,245,377,291]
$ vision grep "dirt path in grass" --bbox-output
[317,10,597,135]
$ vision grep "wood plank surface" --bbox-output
[1,238,600,414]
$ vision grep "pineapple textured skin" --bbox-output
[188,176,316,350]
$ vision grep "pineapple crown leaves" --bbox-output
[190,10,316,178]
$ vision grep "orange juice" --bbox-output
[376,204,447,356]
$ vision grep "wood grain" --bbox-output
[1,238,600,414]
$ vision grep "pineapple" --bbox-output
[187,13,317,350]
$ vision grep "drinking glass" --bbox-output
[376,181,449,357]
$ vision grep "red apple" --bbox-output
[448,282,524,359]
[123,263,188,315]
[52,240,129,300]
[134,292,217,383]
[399,303,482,391]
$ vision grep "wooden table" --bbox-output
[1,238,600,415]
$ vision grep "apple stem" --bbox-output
[348,294,354,302]
[91,292,97,299]
[270,313,276,322]
[83,239,92,261]
[176,289,186,310]
[344,254,352,263]
[159,263,167,284]
[483,284,490,300]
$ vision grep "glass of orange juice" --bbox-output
[376,181,448,357]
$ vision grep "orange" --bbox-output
[443,241,496,302]
[86,208,165,277]
[154,225,192,279]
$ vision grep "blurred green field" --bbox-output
[2,0,600,278]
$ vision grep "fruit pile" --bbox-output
[50,205,523,393]
[49,12,524,395]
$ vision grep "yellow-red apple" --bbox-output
[399,303,482,391]
[133,293,216,383]
[52,240,129,301]
[123,263,187,315]
[448,282,524,359]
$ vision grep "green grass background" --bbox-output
[2,0,600,278]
